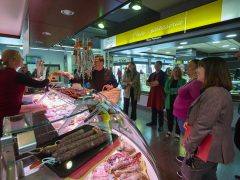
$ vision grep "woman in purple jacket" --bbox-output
[173,60,202,178]
[173,59,202,134]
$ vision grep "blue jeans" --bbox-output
[177,118,185,134]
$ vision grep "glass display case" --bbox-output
[0,89,160,180]
[231,80,240,101]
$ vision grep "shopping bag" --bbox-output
[183,125,213,162]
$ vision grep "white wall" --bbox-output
[0,46,69,73]
[25,49,65,73]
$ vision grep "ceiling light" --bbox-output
[222,45,229,48]
[212,41,220,44]
[35,40,43,44]
[177,46,184,49]
[226,34,237,38]
[98,22,104,29]
[166,52,170,54]
[121,3,130,9]
[230,48,237,50]
[61,9,75,16]
[19,47,23,50]
[130,0,142,11]
[180,42,188,45]
[42,32,51,36]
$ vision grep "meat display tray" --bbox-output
[35,124,118,178]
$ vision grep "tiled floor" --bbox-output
[119,96,240,180]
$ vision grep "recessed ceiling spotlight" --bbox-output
[42,32,52,36]
[166,52,170,54]
[180,42,188,45]
[35,40,43,44]
[230,47,237,50]
[61,9,75,16]
[222,45,229,48]
[212,41,220,44]
[19,46,23,50]
[226,34,237,38]
[98,22,104,29]
[129,0,142,10]
[177,46,184,49]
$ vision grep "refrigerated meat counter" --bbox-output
[0,88,160,180]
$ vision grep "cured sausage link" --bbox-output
[56,133,108,163]
[53,131,104,156]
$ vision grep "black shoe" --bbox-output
[177,171,182,178]
[158,127,163,132]
[176,156,184,163]
[235,175,240,180]
[175,134,180,141]
[146,122,157,126]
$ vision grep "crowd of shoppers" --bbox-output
[121,58,236,180]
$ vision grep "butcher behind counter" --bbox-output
[54,55,118,92]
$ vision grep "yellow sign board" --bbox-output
[116,0,223,47]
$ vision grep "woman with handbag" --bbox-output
[181,57,234,180]
[122,62,140,121]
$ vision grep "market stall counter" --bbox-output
[0,88,160,180]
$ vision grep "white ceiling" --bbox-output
[113,31,240,58]
[149,39,240,56]
[0,0,27,37]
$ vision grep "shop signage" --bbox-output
[113,56,131,63]
[103,36,116,49]
[103,0,240,49]
[116,0,222,47]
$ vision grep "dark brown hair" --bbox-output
[128,61,137,73]
[94,55,104,62]
[199,57,232,91]
[171,66,182,79]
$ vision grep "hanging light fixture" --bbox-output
[130,0,142,11]
[98,22,105,29]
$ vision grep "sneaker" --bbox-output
[176,156,184,163]
[146,122,157,126]
[165,131,171,137]
[177,171,183,178]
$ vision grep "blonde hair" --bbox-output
[1,49,22,67]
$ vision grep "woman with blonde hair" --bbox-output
[0,49,51,136]
[164,66,186,139]
[174,60,203,178]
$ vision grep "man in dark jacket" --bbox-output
[146,61,166,132]
[59,55,117,92]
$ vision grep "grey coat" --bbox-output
[122,71,141,101]
[185,87,234,164]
